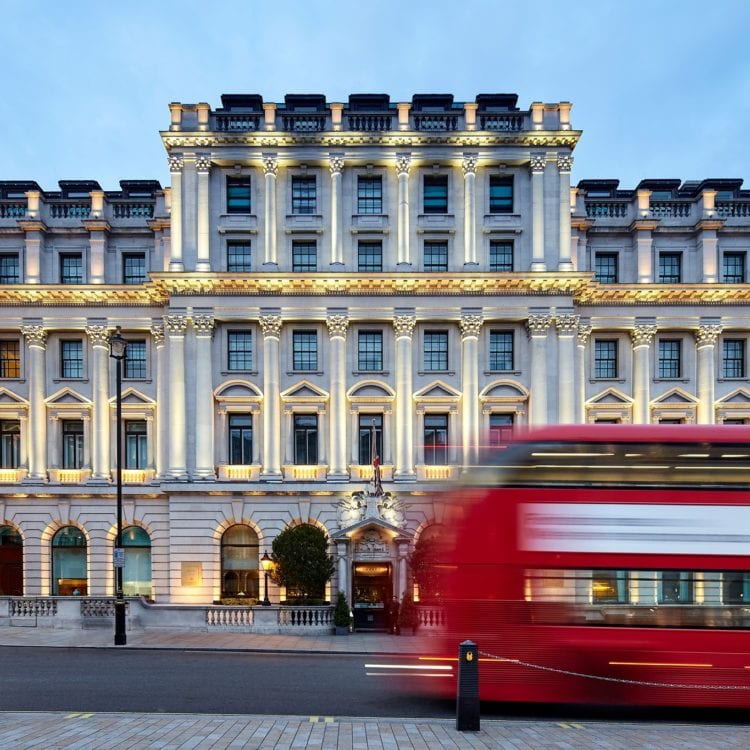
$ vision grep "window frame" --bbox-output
[0,253,20,284]
[594,252,619,284]
[722,338,746,379]
[423,240,448,272]
[488,175,514,214]
[357,240,383,272]
[0,340,21,379]
[293,413,318,465]
[60,339,84,379]
[226,240,252,273]
[423,330,449,372]
[228,413,254,465]
[226,176,252,214]
[292,240,317,272]
[291,175,317,215]
[357,330,384,372]
[423,413,449,465]
[124,420,148,470]
[61,419,84,469]
[357,413,383,465]
[489,240,513,272]
[422,174,449,214]
[123,339,147,380]
[658,338,682,379]
[488,330,514,372]
[594,339,618,379]
[60,253,84,285]
[357,175,383,215]
[722,251,746,284]
[657,252,682,284]
[292,330,318,372]
[122,253,147,285]
[227,331,253,372]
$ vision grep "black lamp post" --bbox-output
[109,327,128,646]
[261,551,272,606]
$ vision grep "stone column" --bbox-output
[631,325,657,424]
[462,154,478,267]
[555,314,579,423]
[393,313,416,480]
[260,314,283,480]
[86,325,111,481]
[526,314,552,424]
[49,416,59,470]
[395,154,411,267]
[326,313,349,480]
[530,154,547,272]
[696,323,722,424]
[397,540,409,600]
[21,325,47,481]
[167,153,184,272]
[699,226,720,283]
[336,540,348,595]
[576,322,592,423]
[459,313,482,466]
[195,154,211,272]
[262,155,278,267]
[329,155,345,266]
[164,314,188,479]
[193,314,215,478]
[151,324,167,478]
[557,155,574,271]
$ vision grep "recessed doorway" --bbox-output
[352,561,392,631]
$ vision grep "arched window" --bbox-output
[221,525,259,600]
[122,526,152,598]
[0,525,22,596]
[52,526,87,596]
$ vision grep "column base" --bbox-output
[22,474,47,485]
[191,470,216,481]
[463,262,480,270]
[260,471,283,482]
[168,261,185,272]
[396,262,413,271]
[530,262,547,272]
[166,472,190,482]
[557,261,574,271]
[262,262,279,270]
[195,261,211,273]
[393,471,417,482]
[326,471,350,482]
[87,476,111,486]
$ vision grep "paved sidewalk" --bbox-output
[1,711,749,750]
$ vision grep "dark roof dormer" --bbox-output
[411,94,454,112]
[636,179,681,196]
[119,180,162,197]
[577,179,620,198]
[218,94,263,113]
[0,181,41,199]
[476,94,519,112]
[347,94,392,112]
[58,180,101,198]
[283,94,327,112]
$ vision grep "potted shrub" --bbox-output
[333,590,351,635]
[398,593,418,635]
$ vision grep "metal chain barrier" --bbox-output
[478,650,750,691]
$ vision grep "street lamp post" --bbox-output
[261,551,272,606]
[109,327,128,646]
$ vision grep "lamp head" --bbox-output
[109,326,128,360]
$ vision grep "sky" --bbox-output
[1,0,749,193]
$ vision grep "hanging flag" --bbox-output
[371,420,383,496]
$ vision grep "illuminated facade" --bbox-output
[0,93,748,609]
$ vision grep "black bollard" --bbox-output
[456,640,480,731]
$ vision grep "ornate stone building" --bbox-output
[0,93,748,614]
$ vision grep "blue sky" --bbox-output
[2,0,749,192]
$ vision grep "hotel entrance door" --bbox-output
[352,562,392,631]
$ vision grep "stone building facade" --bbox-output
[0,93,748,612]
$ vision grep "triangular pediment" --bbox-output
[0,387,28,406]
[331,516,413,540]
[45,387,91,406]
[347,381,395,399]
[414,380,461,401]
[587,387,633,406]
[717,388,750,405]
[652,387,699,405]
[108,387,155,406]
[281,380,329,401]
[215,380,262,399]
[480,379,529,400]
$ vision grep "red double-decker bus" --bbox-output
[436,425,750,707]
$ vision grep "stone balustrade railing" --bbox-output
[416,604,447,631]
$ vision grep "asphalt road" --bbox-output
[0,647,452,717]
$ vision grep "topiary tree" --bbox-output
[270,524,335,604]
[333,590,351,630]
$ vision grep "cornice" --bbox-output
[160,129,582,150]
[0,285,165,307]
[575,283,750,306]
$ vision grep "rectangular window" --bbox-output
[424,331,448,371]
[227,241,252,272]
[658,252,681,283]
[60,340,83,378]
[60,254,83,284]
[723,339,746,379]
[423,241,448,272]
[423,175,448,214]
[358,414,383,465]
[0,420,20,468]
[722,252,746,283]
[594,253,618,283]
[0,341,20,378]
[228,414,253,465]
[62,420,84,469]
[293,331,318,371]
[424,414,448,465]
[658,339,682,379]
[125,420,148,470]
[226,177,252,214]
[292,241,317,272]
[358,331,383,371]
[489,176,513,214]
[293,414,318,465]
[659,571,694,604]
[489,241,513,272]
[357,176,382,214]
[489,414,513,446]
[592,570,629,603]
[489,331,513,371]
[227,332,253,371]
[594,339,618,379]
[292,176,316,215]
[122,253,146,285]
[123,340,146,379]
[0,254,20,284]
[357,241,383,272]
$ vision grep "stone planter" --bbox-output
[334,625,349,635]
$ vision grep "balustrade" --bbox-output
[10,598,57,617]
[214,113,261,132]
[49,202,91,219]
[81,598,129,617]
[206,607,255,627]
[649,201,692,218]
[715,201,750,218]
[0,201,26,219]
[585,201,630,218]
[111,201,155,219]
[413,114,459,131]
[346,114,394,131]
[415,604,447,630]
[479,114,525,131]
[281,113,327,132]
[277,605,333,628]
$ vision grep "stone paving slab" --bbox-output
[0,712,748,750]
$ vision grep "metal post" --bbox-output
[456,640,479,731]
[114,354,126,645]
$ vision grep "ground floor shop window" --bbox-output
[122,526,152,597]
[0,525,22,595]
[52,526,87,595]
[221,525,259,599]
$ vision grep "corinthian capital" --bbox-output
[556,154,574,173]
[461,153,479,176]
[329,154,345,176]
[577,323,593,347]
[555,314,579,335]
[85,325,111,347]
[192,314,215,336]
[167,153,184,172]
[259,314,282,339]
[460,314,483,339]
[326,314,349,339]
[150,324,165,346]
[630,325,657,347]
[695,324,722,347]
[529,153,547,173]
[21,325,47,348]
[395,153,411,177]
[526,314,552,337]
[163,314,188,335]
[393,314,416,339]
[195,154,211,173]
[262,154,278,177]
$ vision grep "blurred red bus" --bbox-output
[436,424,750,707]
